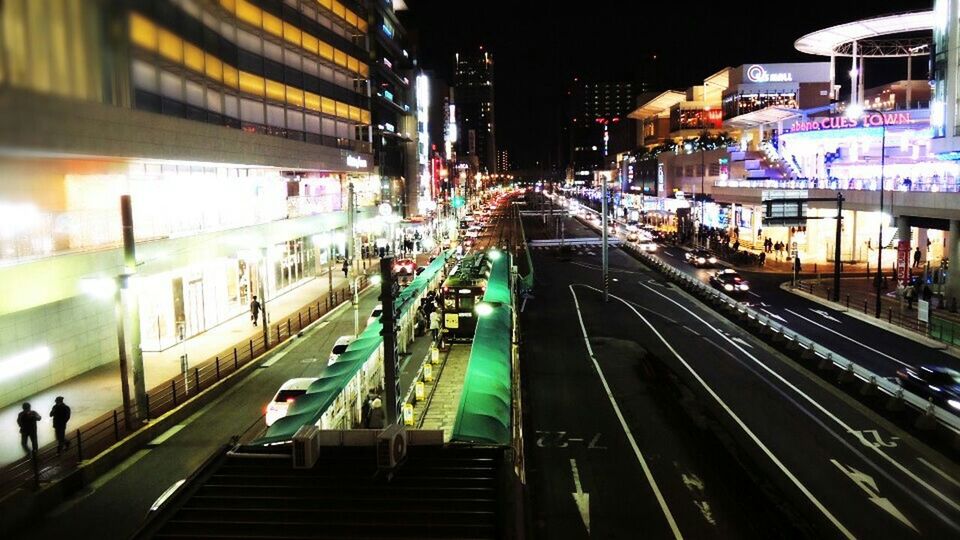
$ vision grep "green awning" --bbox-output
[451,252,513,445]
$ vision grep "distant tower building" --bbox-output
[454,47,496,174]
[497,150,511,173]
[568,81,636,177]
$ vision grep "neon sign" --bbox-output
[788,112,914,133]
[346,155,368,168]
[746,64,793,83]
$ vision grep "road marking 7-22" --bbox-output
[536,431,606,449]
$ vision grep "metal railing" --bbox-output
[0,276,367,495]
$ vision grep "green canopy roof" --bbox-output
[451,252,513,445]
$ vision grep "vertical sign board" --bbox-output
[918,299,930,323]
[896,240,911,285]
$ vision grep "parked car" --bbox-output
[895,365,960,411]
[265,378,318,426]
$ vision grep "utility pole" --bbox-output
[833,193,844,301]
[379,257,400,425]
[259,247,270,348]
[601,174,609,303]
[118,195,147,427]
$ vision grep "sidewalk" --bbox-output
[0,263,369,467]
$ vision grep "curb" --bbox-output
[779,282,960,357]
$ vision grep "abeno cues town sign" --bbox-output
[788,112,915,133]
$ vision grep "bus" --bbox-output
[439,252,491,342]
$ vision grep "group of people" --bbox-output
[761,237,790,261]
[415,290,442,343]
[17,397,71,456]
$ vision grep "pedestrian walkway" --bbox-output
[420,344,472,441]
[0,264,369,467]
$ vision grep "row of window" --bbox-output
[130,13,370,124]
[139,4,367,107]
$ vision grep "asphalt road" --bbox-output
[20,285,388,540]
[520,206,960,539]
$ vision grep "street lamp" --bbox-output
[847,105,886,318]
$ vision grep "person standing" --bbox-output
[429,310,440,342]
[50,397,71,454]
[17,403,41,455]
[342,259,349,279]
[250,295,261,326]
[758,251,766,267]
[913,247,922,268]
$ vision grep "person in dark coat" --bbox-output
[17,403,41,454]
[250,295,261,326]
[50,397,71,454]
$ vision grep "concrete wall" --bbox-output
[0,295,115,407]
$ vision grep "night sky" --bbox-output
[401,1,932,171]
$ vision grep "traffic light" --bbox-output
[451,195,465,208]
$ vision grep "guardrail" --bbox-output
[625,246,960,440]
[0,276,368,496]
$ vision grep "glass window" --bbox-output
[263,40,283,63]
[206,87,223,113]
[241,97,264,123]
[185,80,204,107]
[336,120,349,139]
[287,110,304,131]
[306,114,321,134]
[322,117,336,136]
[266,104,285,127]
[159,71,182,100]
[224,94,239,119]
[132,60,158,93]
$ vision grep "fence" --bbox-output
[0,276,367,495]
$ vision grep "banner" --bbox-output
[896,240,911,285]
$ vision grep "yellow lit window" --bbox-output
[334,49,347,67]
[321,96,336,115]
[335,101,348,119]
[220,0,236,11]
[157,28,183,63]
[286,86,304,108]
[239,71,265,96]
[235,0,262,27]
[204,54,223,82]
[184,42,204,73]
[283,22,302,47]
[347,56,358,74]
[304,92,321,112]
[262,12,283,38]
[223,65,239,89]
[359,63,369,78]
[360,110,370,124]
[346,11,358,28]
[265,79,285,102]
[358,19,368,33]
[302,33,319,55]
[318,0,333,10]
[332,1,346,18]
[318,41,334,61]
[129,13,158,51]
[348,105,360,121]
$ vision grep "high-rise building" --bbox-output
[568,81,637,178]
[497,150,511,173]
[365,0,419,216]
[0,0,380,407]
[454,47,497,174]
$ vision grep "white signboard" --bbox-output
[919,300,930,323]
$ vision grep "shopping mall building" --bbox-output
[0,1,398,406]
[617,9,960,303]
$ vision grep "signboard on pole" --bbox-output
[896,240,911,285]
[918,299,930,323]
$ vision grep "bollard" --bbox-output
[76,429,84,461]
[298,313,302,332]
[864,299,868,314]
[846,295,850,309]
[172,379,178,406]
[113,410,120,441]
[287,319,292,337]
[233,347,239,370]
[249,339,254,358]
[215,356,220,380]
[194,367,201,392]
[888,308,893,324]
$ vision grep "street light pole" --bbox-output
[875,124,886,318]
[118,195,147,428]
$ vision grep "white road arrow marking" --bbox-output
[760,309,789,323]
[810,308,843,323]
[830,459,918,532]
[849,429,899,449]
[731,337,754,349]
[570,458,591,534]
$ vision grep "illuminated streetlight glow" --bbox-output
[474,302,495,317]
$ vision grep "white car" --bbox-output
[265,378,318,426]
[328,335,354,365]
[367,304,383,326]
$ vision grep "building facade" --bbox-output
[454,47,496,175]
[568,81,635,181]
[0,0,382,407]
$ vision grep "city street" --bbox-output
[522,209,960,538]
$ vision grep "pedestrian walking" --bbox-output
[250,295,261,326]
[361,389,376,428]
[342,259,349,279]
[50,397,71,454]
[429,310,440,342]
[758,251,766,267]
[17,403,41,455]
[913,247,922,268]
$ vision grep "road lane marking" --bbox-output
[783,308,912,369]
[586,284,854,539]
[810,309,843,323]
[760,309,789,323]
[747,291,762,298]
[640,282,960,523]
[569,285,683,539]
[147,424,185,447]
[918,458,960,490]
[831,459,918,532]
[570,459,591,534]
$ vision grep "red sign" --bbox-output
[896,240,911,286]
[788,112,914,133]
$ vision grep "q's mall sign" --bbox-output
[788,112,914,133]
